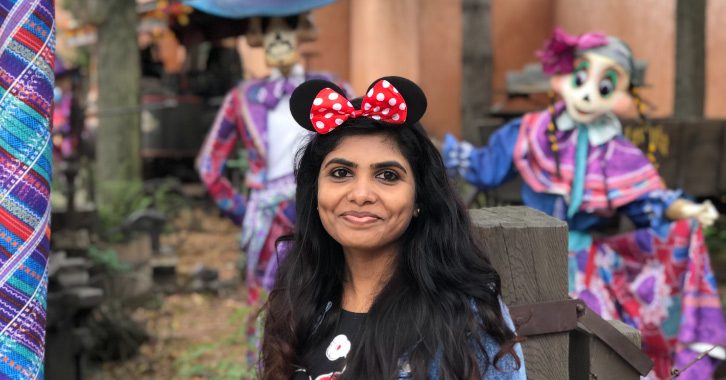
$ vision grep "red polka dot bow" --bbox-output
[309,79,409,134]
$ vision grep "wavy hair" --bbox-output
[260,110,520,380]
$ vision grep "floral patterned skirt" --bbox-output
[569,219,726,379]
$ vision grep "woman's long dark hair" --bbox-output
[260,114,521,379]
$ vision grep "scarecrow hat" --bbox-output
[183,0,336,18]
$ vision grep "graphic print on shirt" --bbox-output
[316,334,351,380]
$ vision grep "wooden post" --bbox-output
[461,0,493,143]
[470,206,569,379]
[674,0,706,118]
[470,206,652,379]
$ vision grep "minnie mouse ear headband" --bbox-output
[290,76,427,134]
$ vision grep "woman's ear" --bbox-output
[290,80,348,131]
[368,76,427,125]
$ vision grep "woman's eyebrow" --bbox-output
[323,158,357,169]
[372,161,407,174]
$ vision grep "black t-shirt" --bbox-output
[293,310,366,380]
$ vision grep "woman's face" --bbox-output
[317,134,416,254]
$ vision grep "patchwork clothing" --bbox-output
[196,67,348,300]
[443,108,726,380]
[196,67,350,369]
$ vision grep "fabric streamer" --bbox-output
[0,0,55,378]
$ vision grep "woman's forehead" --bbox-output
[324,134,409,164]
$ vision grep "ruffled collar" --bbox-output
[555,110,622,146]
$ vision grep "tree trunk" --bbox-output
[94,0,141,204]
[460,0,492,143]
[674,0,706,118]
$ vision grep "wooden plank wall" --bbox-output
[470,206,569,379]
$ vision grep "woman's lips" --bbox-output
[341,211,381,224]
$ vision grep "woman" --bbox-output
[260,76,525,379]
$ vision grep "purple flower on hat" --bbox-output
[537,27,609,75]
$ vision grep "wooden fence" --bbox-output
[471,206,653,379]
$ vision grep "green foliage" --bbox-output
[97,180,149,242]
[87,245,132,273]
[173,305,255,379]
[96,179,187,242]
[705,218,726,257]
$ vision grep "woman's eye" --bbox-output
[573,68,588,88]
[599,77,614,97]
[376,170,400,182]
[330,168,351,178]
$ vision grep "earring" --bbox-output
[413,208,421,217]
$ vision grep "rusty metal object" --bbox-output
[509,299,580,336]
[509,299,653,377]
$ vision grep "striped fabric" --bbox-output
[0,0,54,379]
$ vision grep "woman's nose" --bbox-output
[347,178,376,205]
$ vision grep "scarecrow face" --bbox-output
[552,52,632,123]
[263,17,299,68]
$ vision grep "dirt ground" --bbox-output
[89,207,255,380]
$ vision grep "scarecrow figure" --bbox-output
[192,0,350,365]
[444,28,725,379]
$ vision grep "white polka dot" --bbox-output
[313,98,323,106]
[399,103,406,110]
[376,93,385,101]
[393,87,399,93]
[364,103,372,110]
[325,113,333,118]
[367,89,374,97]
[347,101,352,107]
[388,98,397,106]
[392,114,400,121]
[373,106,380,112]
[317,107,327,113]
[382,80,391,88]
[309,113,313,119]
[362,113,369,116]
[372,115,381,120]
[382,108,390,115]
[328,92,339,100]
[332,103,342,111]
[315,121,325,129]
[335,118,344,125]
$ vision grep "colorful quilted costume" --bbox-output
[196,66,350,304]
[444,29,726,380]
[0,0,55,378]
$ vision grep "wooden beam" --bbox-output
[470,206,569,379]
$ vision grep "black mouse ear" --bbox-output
[290,79,348,131]
[365,76,427,125]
